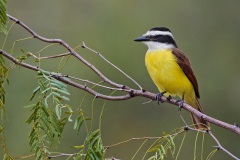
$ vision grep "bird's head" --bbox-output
[134,27,177,51]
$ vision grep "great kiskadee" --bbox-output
[134,27,209,130]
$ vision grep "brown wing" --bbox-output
[172,48,200,98]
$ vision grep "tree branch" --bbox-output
[2,15,240,137]
[82,42,143,90]
[1,14,240,159]
[208,131,240,160]
[7,14,127,90]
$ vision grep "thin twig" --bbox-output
[82,42,143,91]
[104,130,184,150]
[2,21,16,50]
[180,115,188,126]
[142,99,153,104]
[208,131,240,160]
[182,120,240,160]
[104,137,159,150]
[65,75,128,91]
[48,153,78,159]
[14,154,35,159]
[30,44,82,60]
[38,52,71,59]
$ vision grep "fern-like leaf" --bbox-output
[0,0,7,34]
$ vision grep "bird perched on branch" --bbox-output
[134,27,209,130]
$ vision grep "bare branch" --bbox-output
[37,52,71,60]
[185,125,240,160]
[82,42,143,91]
[208,131,240,160]
[0,49,39,71]
[64,75,126,91]
[180,114,240,160]
[30,44,82,60]
[48,153,78,159]
[0,49,133,101]
[104,129,184,151]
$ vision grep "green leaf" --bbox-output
[52,92,70,101]
[55,105,61,119]
[30,86,40,101]
[50,78,67,88]
[71,145,84,149]
[0,0,7,34]
[40,70,50,76]
[41,87,50,94]
[51,87,70,95]
[84,129,104,160]
[160,145,165,155]
[23,103,37,108]
[44,93,52,107]
[50,82,67,90]
[26,106,40,123]
[41,104,49,117]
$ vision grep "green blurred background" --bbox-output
[1,0,240,159]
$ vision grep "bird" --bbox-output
[134,27,209,130]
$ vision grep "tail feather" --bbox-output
[190,99,210,130]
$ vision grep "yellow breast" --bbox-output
[145,49,195,100]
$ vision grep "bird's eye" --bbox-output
[149,35,155,39]
[150,35,158,41]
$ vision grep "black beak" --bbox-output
[134,35,149,42]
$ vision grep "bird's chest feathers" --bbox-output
[145,50,187,94]
[145,50,179,79]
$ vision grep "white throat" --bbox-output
[143,41,174,51]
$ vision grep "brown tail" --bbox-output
[190,99,210,130]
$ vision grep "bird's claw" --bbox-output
[176,94,185,111]
[167,95,172,101]
[176,99,184,111]
[156,91,166,104]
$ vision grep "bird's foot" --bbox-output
[156,91,166,104]
[176,94,185,111]
[167,95,172,101]
[176,99,184,111]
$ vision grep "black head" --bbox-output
[149,27,172,32]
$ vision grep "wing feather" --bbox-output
[172,48,200,98]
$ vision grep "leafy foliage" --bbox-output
[147,133,176,160]
[24,70,106,159]
[74,110,91,134]
[0,6,9,158]
[84,129,104,160]
[25,71,71,159]
[0,0,7,34]
[73,129,104,160]
[0,60,8,119]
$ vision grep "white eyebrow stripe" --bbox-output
[144,30,174,38]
